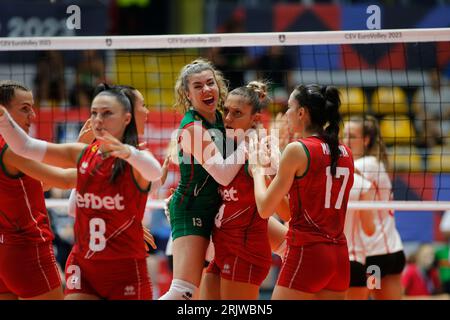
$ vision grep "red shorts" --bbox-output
[0,242,61,298]
[205,254,270,286]
[277,242,350,293]
[64,251,152,300]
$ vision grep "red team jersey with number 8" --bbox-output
[73,141,148,260]
[287,137,354,246]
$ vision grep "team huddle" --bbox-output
[0,58,405,300]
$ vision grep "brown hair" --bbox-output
[348,114,389,170]
[228,80,271,114]
[0,80,30,107]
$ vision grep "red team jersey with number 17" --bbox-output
[73,141,148,260]
[287,137,354,247]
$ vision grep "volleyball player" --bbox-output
[67,84,160,252]
[343,115,405,300]
[251,84,354,299]
[0,84,163,299]
[199,81,290,300]
[0,80,77,300]
[160,58,249,300]
[344,172,376,299]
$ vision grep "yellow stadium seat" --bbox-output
[427,146,450,173]
[112,51,197,104]
[110,51,199,109]
[379,115,416,145]
[387,146,423,172]
[145,88,174,108]
[372,87,409,115]
[339,87,368,115]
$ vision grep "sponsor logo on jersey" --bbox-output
[79,161,89,174]
[223,263,230,274]
[219,187,239,201]
[91,145,99,153]
[124,285,136,296]
[76,192,125,210]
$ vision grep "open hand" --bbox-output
[96,130,132,159]
[77,119,95,144]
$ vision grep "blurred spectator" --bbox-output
[413,68,450,147]
[255,46,296,109]
[401,244,442,297]
[207,16,252,89]
[436,210,450,294]
[70,50,106,108]
[34,51,66,107]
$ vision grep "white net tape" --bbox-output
[0,28,449,51]
[44,199,450,212]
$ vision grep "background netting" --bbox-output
[1,29,450,245]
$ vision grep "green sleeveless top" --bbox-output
[172,108,225,213]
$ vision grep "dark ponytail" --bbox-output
[292,84,342,176]
[93,83,139,183]
[322,86,342,176]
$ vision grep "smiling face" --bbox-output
[6,89,35,134]
[90,94,131,140]
[185,70,219,118]
[223,94,260,141]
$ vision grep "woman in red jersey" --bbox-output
[0,84,162,300]
[251,84,354,300]
[0,80,78,300]
[201,81,290,300]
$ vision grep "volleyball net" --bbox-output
[1,28,450,214]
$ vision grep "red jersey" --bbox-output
[287,137,354,246]
[0,138,53,245]
[213,164,271,267]
[73,141,148,260]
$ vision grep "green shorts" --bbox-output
[169,196,219,240]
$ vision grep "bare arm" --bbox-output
[251,142,306,219]
[97,131,162,189]
[0,105,85,168]
[260,175,291,221]
[180,124,245,186]
[358,187,376,236]
[4,148,77,189]
[160,155,171,186]
[268,216,288,251]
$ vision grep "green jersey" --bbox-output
[169,108,225,239]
